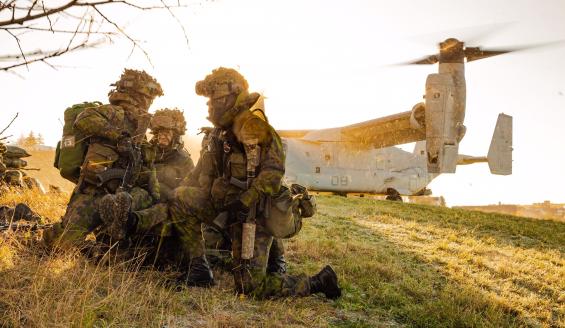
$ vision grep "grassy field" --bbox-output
[0,190,563,327]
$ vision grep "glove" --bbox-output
[116,132,133,156]
[224,199,249,216]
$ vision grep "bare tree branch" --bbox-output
[0,112,19,137]
[1,38,107,71]
[0,49,48,61]
[160,0,190,49]
[41,0,55,33]
[0,0,191,72]
[5,29,28,69]
[0,1,79,27]
[3,25,116,36]
[75,1,171,10]
[91,4,153,66]
[26,1,39,18]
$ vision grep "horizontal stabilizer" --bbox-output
[457,155,487,165]
[487,113,513,175]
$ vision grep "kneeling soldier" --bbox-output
[170,67,341,298]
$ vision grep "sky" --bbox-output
[1,0,564,206]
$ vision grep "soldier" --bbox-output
[126,109,195,267]
[199,118,287,274]
[0,145,44,192]
[0,142,42,223]
[42,69,163,248]
[150,108,194,202]
[170,67,341,298]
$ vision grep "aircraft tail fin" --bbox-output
[487,113,513,175]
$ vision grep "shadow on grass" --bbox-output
[290,210,541,327]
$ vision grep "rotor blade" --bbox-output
[465,40,565,62]
[397,54,439,65]
[465,47,510,62]
[407,22,515,48]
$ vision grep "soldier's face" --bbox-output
[207,93,237,126]
[156,129,174,148]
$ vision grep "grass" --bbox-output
[1,189,564,327]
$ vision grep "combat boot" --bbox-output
[309,265,342,299]
[99,191,132,241]
[179,256,215,287]
[267,254,287,274]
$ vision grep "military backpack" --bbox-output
[53,101,102,183]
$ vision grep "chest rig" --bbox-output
[219,129,246,182]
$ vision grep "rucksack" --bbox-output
[54,101,102,184]
[264,183,316,239]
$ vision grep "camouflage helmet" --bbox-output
[150,108,187,135]
[195,67,249,99]
[111,69,164,98]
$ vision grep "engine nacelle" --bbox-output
[424,73,459,173]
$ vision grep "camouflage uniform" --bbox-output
[42,69,163,248]
[199,127,287,274]
[0,143,42,223]
[146,109,194,197]
[130,109,194,266]
[0,145,43,192]
[171,67,340,298]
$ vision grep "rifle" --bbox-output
[241,141,261,260]
[0,222,53,232]
[228,176,258,260]
[117,112,152,192]
[95,167,127,187]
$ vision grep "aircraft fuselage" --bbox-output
[282,138,438,195]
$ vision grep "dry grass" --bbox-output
[1,189,564,327]
[0,187,68,224]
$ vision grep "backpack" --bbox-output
[54,101,102,183]
[264,183,316,239]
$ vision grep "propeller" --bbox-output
[401,38,565,65]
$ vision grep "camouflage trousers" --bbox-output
[170,186,311,299]
[42,185,153,248]
[131,202,185,268]
[203,225,286,271]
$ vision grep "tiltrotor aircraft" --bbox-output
[276,38,514,196]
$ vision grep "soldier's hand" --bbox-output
[116,132,133,155]
[224,199,248,216]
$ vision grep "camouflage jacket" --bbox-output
[75,104,137,142]
[153,146,194,202]
[74,103,158,196]
[191,94,285,208]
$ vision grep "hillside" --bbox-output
[0,192,563,327]
[24,150,75,193]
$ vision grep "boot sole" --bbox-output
[99,192,131,240]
